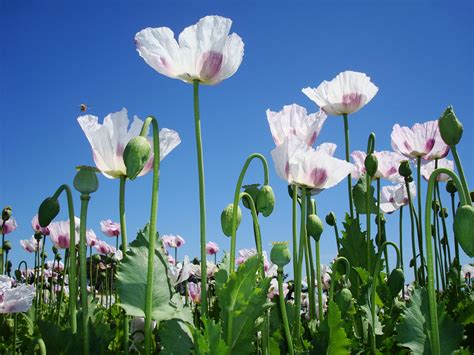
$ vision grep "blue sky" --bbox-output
[1,1,473,277]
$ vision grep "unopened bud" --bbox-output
[307,214,324,241]
[438,106,463,146]
[453,205,474,257]
[123,136,151,180]
[3,240,11,251]
[446,180,457,194]
[220,204,242,237]
[38,197,60,227]
[325,212,336,227]
[242,184,260,209]
[256,185,275,217]
[364,154,378,178]
[399,161,412,178]
[2,206,12,221]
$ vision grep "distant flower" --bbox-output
[271,136,354,192]
[461,264,473,281]
[78,108,181,179]
[235,248,277,277]
[189,261,218,279]
[380,182,416,214]
[168,256,191,286]
[94,240,115,255]
[391,120,443,159]
[100,220,120,237]
[187,282,201,304]
[131,317,157,343]
[49,220,79,250]
[86,229,99,247]
[31,214,50,235]
[0,276,35,314]
[167,254,176,265]
[420,158,454,182]
[351,150,405,182]
[112,250,123,261]
[135,16,244,85]
[302,71,378,116]
[206,241,219,255]
[20,236,42,253]
[161,234,185,248]
[0,218,17,235]
[268,278,289,299]
[266,104,327,146]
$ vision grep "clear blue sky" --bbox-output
[1,1,473,276]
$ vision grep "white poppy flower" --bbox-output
[302,71,378,116]
[351,150,405,182]
[135,16,244,85]
[391,120,442,159]
[78,108,181,179]
[420,158,455,182]
[380,182,416,214]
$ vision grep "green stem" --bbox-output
[315,239,323,322]
[57,250,69,324]
[343,114,354,218]
[416,156,426,283]
[399,206,404,272]
[434,201,446,290]
[38,236,47,315]
[119,176,128,253]
[450,192,461,274]
[376,178,389,275]
[277,269,294,355]
[432,205,442,291]
[31,338,47,355]
[404,178,418,283]
[0,227,4,275]
[450,145,472,205]
[292,185,298,279]
[333,224,341,254]
[424,168,468,355]
[366,174,372,272]
[79,195,90,355]
[13,313,17,353]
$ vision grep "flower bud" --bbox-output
[364,154,378,178]
[92,254,102,263]
[38,197,60,227]
[446,180,457,194]
[453,205,474,257]
[242,184,260,209]
[431,200,440,212]
[52,246,58,255]
[220,204,242,237]
[438,106,463,146]
[398,160,412,178]
[335,288,352,313]
[41,252,48,259]
[256,185,275,217]
[14,269,22,280]
[270,242,291,268]
[325,212,336,226]
[34,231,43,242]
[123,136,151,180]
[73,166,99,195]
[388,268,405,299]
[2,206,12,221]
[439,208,448,218]
[3,240,11,251]
[55,253,62,261]
[307,214,324,241]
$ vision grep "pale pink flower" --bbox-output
[0,276,35,314]
[31,214,50,235]
[49,220,79,250]
[78,108,180,179]
[100,220,120,237]
[167,255,176,265]
[161,234,185,248]
[168,256,191,286]
[380,182,416,214]
[86,229,99,247]
[135,16,244,85]
[206,241,219,255]
[20,236,41,253]
[266,104,327,146]
[94,240,115,255]
[0,218,17,235]
[271,136,354,192]
[420,158,454,182]
[391,120,444,159]
[235,248,276,277]
[302,71,378,116]
[188,261,218,279]
[187,282,201,304]
[351,150,405,182]
[268,278,289,299]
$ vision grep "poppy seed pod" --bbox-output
[38,197,60,228]
[453,205,474,257]
[256,185,275,217]
[270,242,291,268]
[432,200,440,212]
[220,204,242,237]
[3,240,12,251]
[438,106,463,146]
[388,268,405,299]
[364,154,378,178]
[335,288,352,313]
[73,166,99,195]
[446,180,457,194]
[439,208,448,218]
[398,160,412,178]
[2,206,12,221]
[242,184,260,209]
[52,246,58,255]
[325,212,336,226]
[123,136,152,180]
[307,214,324,241]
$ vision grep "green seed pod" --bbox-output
[388,268,405,299]
[92,254,102,263]
[14,269,22,280]
[41,252,48,260]
[364,153,378,178]
[38,197,60,227]
[446,180,457,194]
[256,185,275,217]
[335,288,352,313]
[438,106,463,146]
[73,166,99,195]
[34,231,43,242]
[432,200,440,212]
[307,214,324,241]
[3,240,11,251]
[242,184,260,209]
[123,136,151,180]
[454,205,474,257]
[55,253,62,261]
[398,160,412,178]
[270,242,291,268]
[325,212,336,227]
[439,208,448,218]
[52,246,58,255]
[2,206,12,221]
[220,204,242,237]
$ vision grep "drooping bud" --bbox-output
[242,184,260,209]
[335,288,352,313]
[256,185,275,217]
[123,136,151,180]
[446,180,457,194]
[325,212,336,227]
[307,214,324,241]
[364,154,378,178]
[3,240,12,251]
[38,197,60,227]
[2,206,12,221]
[438,106,463,146]
[52,246,58,255]
[388,268,405,299]
[398,160,412,178]
[220,204,242,237]
[73,166,99,195]
[270,242,291,268]
[453,205,474,257]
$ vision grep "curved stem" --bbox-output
[432,205,442,291]
[424,168,467,355]
[143,117,161,354]
[119,176,128,253]
[31,338,47,355]
[404,178,418,283]
[450,192,461,276]
[333,224,341,254]
[277,269,294,355]
[450,145,472,205]
[416,157,426,283]
[79,195,90,355]
[343,114,354,218]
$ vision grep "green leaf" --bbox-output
[314,302,351,354]
[397,287,463,354]
[216,255,272,354]
[116,226,191,323]
[192,316,228,355]
[352,175,377,215]
[360,304,384,336]
[159,319,194,354]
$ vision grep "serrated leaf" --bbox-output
[193,316,228,355]
[352,176,377,215]
[361,304,384,336]
[314,302,351,354]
